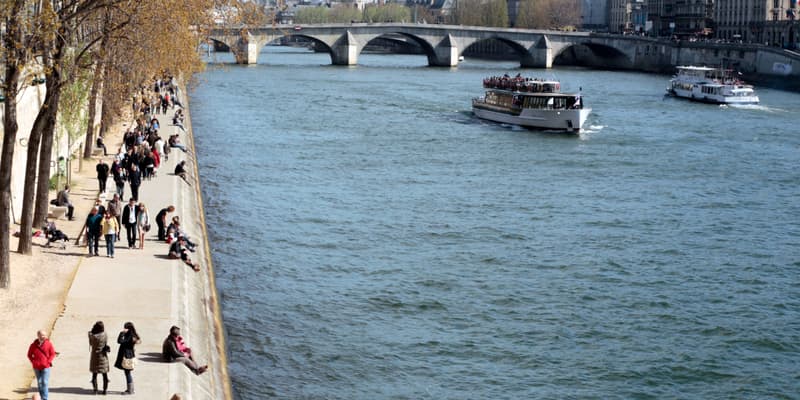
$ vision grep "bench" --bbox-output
[48,206,68,220]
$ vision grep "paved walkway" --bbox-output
[24,92,230,399]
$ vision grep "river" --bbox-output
[189,47,800,399]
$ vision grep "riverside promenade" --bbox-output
[21,91,232,399]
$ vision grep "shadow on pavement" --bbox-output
[139,352,168,363]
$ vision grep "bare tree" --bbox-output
[515,0,536,29]
[454,0,508,28]
[533,0,581,29]
[0,0,30,287]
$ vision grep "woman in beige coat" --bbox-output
[89,321,110,395]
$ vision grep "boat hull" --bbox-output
[472,105,591,133]
[667,88,760,105]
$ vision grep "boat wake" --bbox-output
[578,125,604,140]
[725,103,785,113]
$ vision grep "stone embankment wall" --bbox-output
[0,73,46,224]
[0,68,101,225]
[561,36,800,90]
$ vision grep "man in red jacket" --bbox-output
[27,330,56,400]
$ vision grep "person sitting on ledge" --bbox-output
[174,160,191,186]
[56,184,75,220]
[161,326,207,375]
[168,134,188,153]
[168,236,199,272]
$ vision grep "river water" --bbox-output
[189,47,800,399]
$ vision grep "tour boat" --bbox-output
[472,75,591,133]
[666,66,759,104]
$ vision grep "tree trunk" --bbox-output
[82,61,104,159]
[20,27,68,252]
[0,72,22,287]
[0,0,27,288]
[33,38,67,228]
[15,95,49,254]
[33,91,62,228]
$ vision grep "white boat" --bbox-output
[666,66,759,104]
[472,75,591,133]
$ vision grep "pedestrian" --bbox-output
[114,322,141,395]
[96,158,110,194]
[27,330,56,400]
[88,321,110,395]
[96,134,108,156]
[93,198,106,216]
[156,205,175,241]
[85,207,103,256]
[155,135,167,162]
[107,193,123,233]
[161,326,207,375]
[137,203,150,250]
[128,164,142,201]
[112,158,126,200]
[101,211,119,258]
[121,198,139,249]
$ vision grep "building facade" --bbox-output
[714,0,799,47]
[609,0,648,32]
[582,0,610,30]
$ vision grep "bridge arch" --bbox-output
[279,34,336,63]
[461,36,538,67]
[361,32,439,66]
[207,38,231,52]
[552,42,633,69]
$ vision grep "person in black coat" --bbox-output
[156,205,175,241]
[128,164,142,201]
[96,159,110,194]
[114,322,140,395]
[121,198,139,249]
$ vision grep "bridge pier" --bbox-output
[233,33,259,64]
[331,31,359,65]
[430,35,459,67]
[526,36,553,69]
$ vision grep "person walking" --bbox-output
[114,322,141,395]
[88,321,111,395]
[156,205,175,241]
[137,203,150,249]
[128,164,142,201]
[101,211,119,258]
[27,330,56,400]
[112,158,126,199]
[121,198,139,249]
[96,158,110,194]
[85,208,103,256]
[107,193,123,233]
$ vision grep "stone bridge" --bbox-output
[208,23,800,86]
[208,23,647,68]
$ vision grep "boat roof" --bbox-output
[676,65,719,71]
[485,89,581,97]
